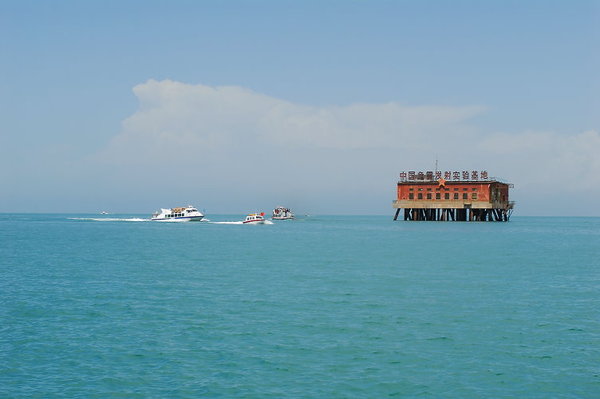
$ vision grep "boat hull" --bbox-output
[151,216,204,222]
[243,220,265,224]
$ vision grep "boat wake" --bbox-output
[210,220,274,225]
[69,217,272,224]
[68,217,149,222]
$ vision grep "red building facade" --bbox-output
[393,171,514,221]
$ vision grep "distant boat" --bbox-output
[100,211,109,215]
[272,206,294,220]
[151,205,204,222]
[243,212,266,224]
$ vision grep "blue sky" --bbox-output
[1,1,599,214]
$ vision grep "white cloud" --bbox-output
[95,79,600,214]
[257,101,483,149]
[476,129,600,191]
[101,79,482,162]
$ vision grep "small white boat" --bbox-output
[100,211,109,215]
[272,206,294,220]
[243,212,266,224]
[151,205,204,222]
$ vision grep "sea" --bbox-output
[1,214,599,398]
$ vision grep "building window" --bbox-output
[418,193,423,199]
[427,193,432,199]
[463,193,468,199]
[409,193,414,199]
[463,188,468,191]
[436,193,441,199]
[454,188,459,191]
[472,193,478,200]
[445,193,450,199]
[454,193,459,199]
[409,188,414,191]
[427,188,432,191]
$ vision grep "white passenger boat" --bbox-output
[151,205,204,222]
[243,212,266,224]
[272,206,294,220]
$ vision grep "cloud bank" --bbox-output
[103,79,482,157]
[98,79,600,214]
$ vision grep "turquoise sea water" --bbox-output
[1,214,599,398]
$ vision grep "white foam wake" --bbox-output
[209,220,274,225]
[68,217,149,222]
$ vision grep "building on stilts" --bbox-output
[392,170,514,222]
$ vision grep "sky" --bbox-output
[1,0,599,215]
